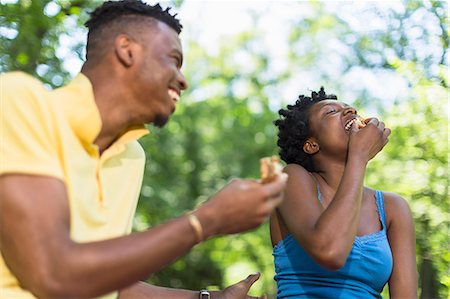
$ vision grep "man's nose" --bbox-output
[178,72,188,90]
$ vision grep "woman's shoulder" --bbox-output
[283,163,310,175]
[281,164,319,202]
[379,191,413,230]
[283,164,316,184]
[382,191,410,209]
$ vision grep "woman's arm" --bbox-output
[277,160,366,270]
[275,118,390,270]
[384,192,418,298]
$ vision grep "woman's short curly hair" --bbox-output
[274,87,337,172]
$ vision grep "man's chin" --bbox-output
[153,115,169,128]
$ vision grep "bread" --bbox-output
[260,156,283,184]
[354,116,366,129]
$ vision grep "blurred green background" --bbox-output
[1,0,448,298]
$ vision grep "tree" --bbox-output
[2,0,448,297]
[283,1,448,296]
[0,0,99,86]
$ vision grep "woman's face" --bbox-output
[306,100,360,156]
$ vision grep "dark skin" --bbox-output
[270,100,417,298]
[0,20,287,299]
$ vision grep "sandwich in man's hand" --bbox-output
[260,156,283,184]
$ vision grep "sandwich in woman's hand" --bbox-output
[260,156,283,184]
[345,115,366,131]
[354,116,366,129]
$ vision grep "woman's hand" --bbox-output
[348,117,391,162]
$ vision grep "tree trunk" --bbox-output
[419,256,439,299]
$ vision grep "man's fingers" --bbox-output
[243,273,266,299]
[267,192,284,210]
[261,173,288,198]
[244,272,261,286]
[261,173,288,210]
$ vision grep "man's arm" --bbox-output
[119,273,266,299]
[0,174,286,299]
[119,282,198,299]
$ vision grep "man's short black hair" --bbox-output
[274,87,337,172]
[84,0,182,61]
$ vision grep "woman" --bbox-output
[271,88,417,298]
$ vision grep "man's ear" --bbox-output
[114,34,136,67]
[303,139,320,154]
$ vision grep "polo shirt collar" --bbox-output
[61,73,149,149]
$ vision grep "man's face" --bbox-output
[128,21,188,127]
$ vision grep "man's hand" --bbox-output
[0,174,281,298]
[117,273,267,299]
[195,173,288,238]
[213,273,267,299]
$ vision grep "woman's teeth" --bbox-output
[345,118,357,131]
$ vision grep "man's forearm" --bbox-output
[57,215,200,297]
[119,281,199,299]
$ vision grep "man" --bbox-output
[0,1,287,298]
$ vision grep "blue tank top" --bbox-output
[273,190,393,298]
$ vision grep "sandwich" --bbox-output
[260,156,283,184]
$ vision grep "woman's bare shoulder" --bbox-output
[382,191,413,230]
[283,163,310,176]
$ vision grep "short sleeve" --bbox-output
[0,72,64,179]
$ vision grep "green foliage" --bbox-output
[137,1,449,297]
[0,0,100,86]
[137,34,282,295]
[2,0,448,298]
[366,61,449,298]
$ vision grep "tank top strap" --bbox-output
[375,190,387,230]
[309,173,323,203]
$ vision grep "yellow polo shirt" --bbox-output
[0,72,149,299]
